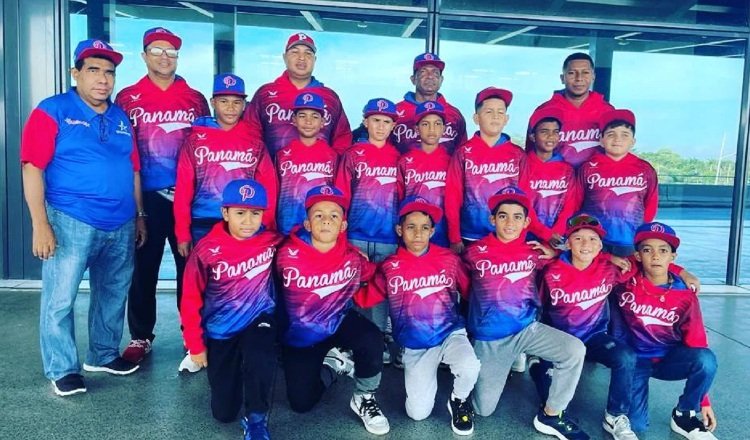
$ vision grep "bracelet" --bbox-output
[137,210,148,218]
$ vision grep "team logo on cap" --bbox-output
[424,53,434,60]
[302,93,314,104]
[650,223,666,233]
[320,186,334,195]
[155,28,167,33]
[415,197,428,204]
[239,185,255,201]
[501,187,518,195]
[297,33,308,40]
[377,100,389,112]
[93,40,106,49]
[423,102,436,111]
[223,75,237,88]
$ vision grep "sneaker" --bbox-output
[393,346,405,370]
[83,357,139,375]
[241,413,270,440]
[121,338,152,364]
[533,408,590,440]
[670,408,718,440]
[511,352,527,373]
[178,352,203,373]
[447,394,475,435]
[382,342,392,365]
[603,412,639,440]
[350,393,390,435]
[51,373,86,396]
[323,347,355,378]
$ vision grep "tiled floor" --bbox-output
[1,290,746,439]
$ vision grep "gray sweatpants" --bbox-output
[472,321,586,417]
[403,328,481,420]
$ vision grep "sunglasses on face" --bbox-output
[567,214,601,228]
[147,47,179,58]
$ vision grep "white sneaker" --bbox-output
[350,393,390,435]
[603,412,639,440]
[323,347,355,378]
[511,353,527,373]
[670,408,718,440]
[178,352,203,373]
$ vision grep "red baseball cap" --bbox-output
[488,186,530,213]
[529,106,564,132]
[475,87,513,109]
[398,196,443,224]
[143,27,182,50]
[600,109,636,132]
[564,214,607,239]
[286,32,317,53]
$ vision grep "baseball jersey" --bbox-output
[243,71,352,157]
[173,118,277,243]
[392,92,468,155]
[335,141,402,244]
[397,147,450,246]
[21,88,140,231]
[180,223,283,354]
[528,91,614,168]
[116,75,210,191]
[576,152,658,248]
[463,234,551,341]
[369,245,469,350]
[275,139,338,235]
[527,151,580,235]
[276,227,376,347]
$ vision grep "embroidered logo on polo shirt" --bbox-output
[116,120,132,136]
[65,117,90,127]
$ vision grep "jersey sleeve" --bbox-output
[20,108,59,169]
[355,264,388,308]
[243,88,265,138]
[454,114,468,148]
[180,251,208,354]
[329,100,353,155]
[334,151,354,202]
[551,172,581,235]
[445,150,465,244]
[453,254,471,300]
[643,164,659,222]
[256,147,279,231]
[173,136,196,243]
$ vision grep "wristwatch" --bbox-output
[137,210,148,218]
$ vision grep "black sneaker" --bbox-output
[533,408,590,440]
[83,356,139,375]
[51,373,86,396]
[447,395,474,435]
[670,408,717,440]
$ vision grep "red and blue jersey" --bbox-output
[335,142,402,244]
[173,118,277,243]
[369,246,469,350]
[527,151,580,235]
[576,152,658,248]
[276,228,376,347]
[463,234,550,341]
[243,71,352,157]
[528,91,614,169]
[21,88,140,231]
[397,147,450,247]
[180,223,282,354]
[275,139,338,235]
[116,75,209,191]
[392,92,468,155]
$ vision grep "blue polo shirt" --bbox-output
[21,88,139,231]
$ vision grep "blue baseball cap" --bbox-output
[488,186,530,212]
[415,101,445,123]
[413,52,445,73]
[213,73,246,98]
[635,222,680,250]
[399,196,443,224]
[74,39,123,66]
[363,98,398,120]
[305,185,348,211]
[293,92,325,113]
[222,179,268,209]
[143,27,182,50]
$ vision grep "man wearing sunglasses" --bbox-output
[115,27,210,366]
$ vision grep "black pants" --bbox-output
[207,313,277,422]
[283,310,383,413]
[127,191,186,341]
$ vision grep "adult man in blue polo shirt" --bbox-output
[21,39,147,397]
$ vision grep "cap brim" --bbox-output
[488,194,530,212]
[144,34,182,50]
[77,48,123,66]
[222,203,267,209]
[565,224,607,239]
[287,41,317,53]
[213,91,247,98]
[305,195,348,211]
[413,60,445,72]
[398,202,443,224]
[416,110,446,122]
[634,231,680,249]
[293,105,324,113]
[364,110,398,121]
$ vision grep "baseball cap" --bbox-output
[305,185,348,211]
[222,179,268,209]
[415,101,446,123]
[74,39,123,67]
[286,32,316,53]
[475,87,513,109]
[142,27,182,50]
[487,186,530,213]
[398,196,443,224]
[293,92,325,113]
[635,222,680,250]
[212,73,246,97]
[529,106,564,132]
[600,109,636,132]
[565,214,607,239]
[413,53,445,73]
[363,98,398,120]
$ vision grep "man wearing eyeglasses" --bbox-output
[115,27,210,365]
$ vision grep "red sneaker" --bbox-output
[121,338,152,364]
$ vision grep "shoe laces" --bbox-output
[611,415,637,438]
[359,394,384,419]
[676,410,708,432]
[454,399,474,422]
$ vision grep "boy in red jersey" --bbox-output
[180,179,283,440]
[276,185,390,436]
[367,197,480,435]
[276,92,338,235]
[613,223,718,439]
[576,109,657,256]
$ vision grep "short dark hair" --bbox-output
[398,211,435,227]
[603,120,636,136]
[491,201,528,217]
[533,117,562,133]
[563,52,594,71]
[74,54,115,71]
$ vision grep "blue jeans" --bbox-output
[531,332,636,416]
[629,346,717,432]
[40,206,135,380]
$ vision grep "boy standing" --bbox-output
[180,179,282,439]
